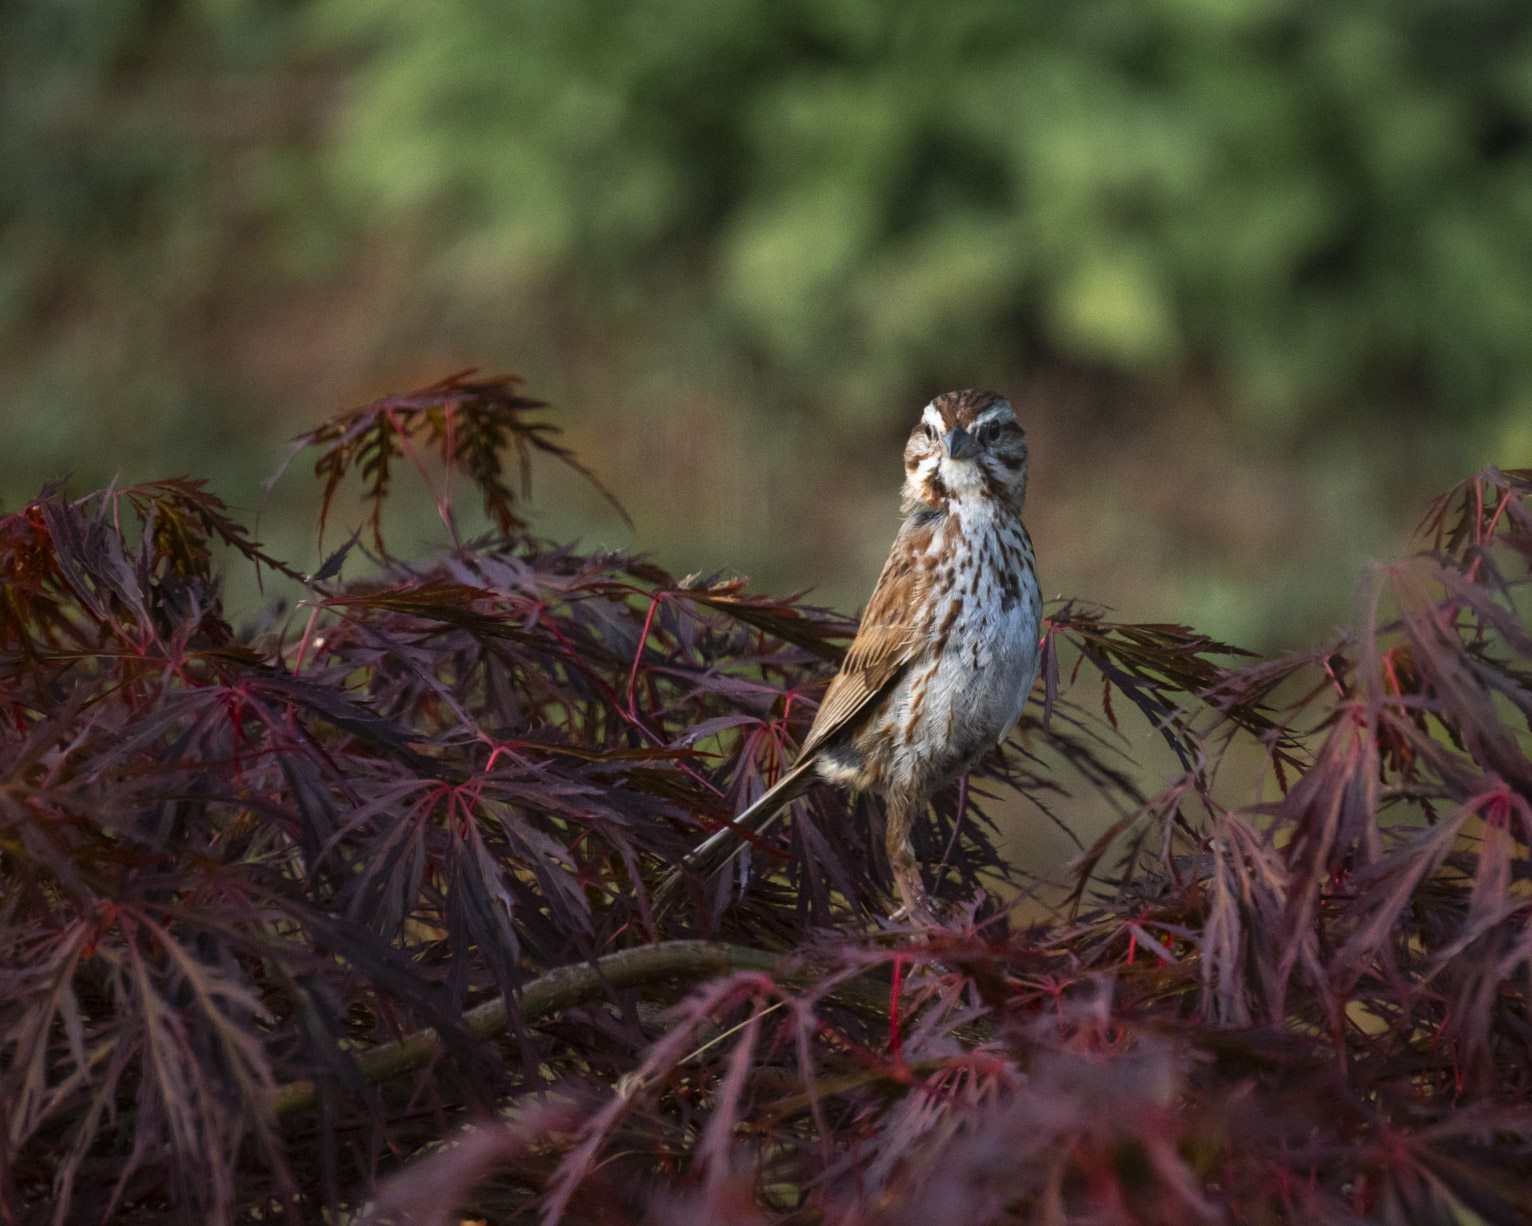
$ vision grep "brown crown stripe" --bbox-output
[930,389,1008,428]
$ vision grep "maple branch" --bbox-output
[270,940,895,1120]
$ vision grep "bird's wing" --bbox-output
[800,521,933,756]
[651,519,935,914]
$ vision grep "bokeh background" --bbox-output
[7,0,1532,652]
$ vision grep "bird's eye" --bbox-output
[923,422,937,440]
[976,422,997,446]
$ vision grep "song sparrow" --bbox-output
[662,390,1041,922]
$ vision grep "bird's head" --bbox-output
[902,390,1028,515]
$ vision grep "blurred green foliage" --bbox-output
[1,0,295,454]
[5,0,1532,648]
[320,0,1532,426]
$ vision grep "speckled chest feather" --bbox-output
[818,498,1041,795]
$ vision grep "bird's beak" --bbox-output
[944,425,979,461]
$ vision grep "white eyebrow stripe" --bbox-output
[921,402,944,429]
[974,401,1014,425]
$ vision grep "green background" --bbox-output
[6,0,1532,648]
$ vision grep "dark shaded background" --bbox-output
[6,0,1531,651]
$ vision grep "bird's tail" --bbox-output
[651,756,820,913]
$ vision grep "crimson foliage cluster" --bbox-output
[2,376,1531,1224]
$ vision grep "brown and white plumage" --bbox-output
[659,390,1041,920]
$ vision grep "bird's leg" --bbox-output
[886,789,940,925]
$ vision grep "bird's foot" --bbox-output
[890,862,948,928]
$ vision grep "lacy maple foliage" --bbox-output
[2,376,1530,1224]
